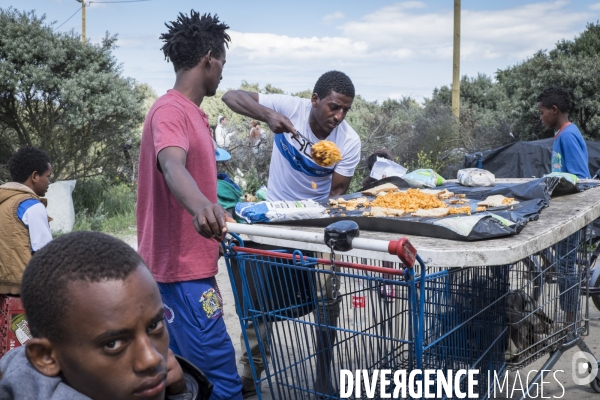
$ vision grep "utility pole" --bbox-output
[76,0,86,43]
[452,0,461,119]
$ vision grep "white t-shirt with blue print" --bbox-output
[17,199,52,252]
[259,94,361,202]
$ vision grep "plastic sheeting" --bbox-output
[270,177,599,241]
[463,138,600,178]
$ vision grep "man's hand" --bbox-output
[192,202,229,240]
[166,349,187,395]
[265,112,296,136]
[222,90,297,136]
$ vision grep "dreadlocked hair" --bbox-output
[160,10,231,72]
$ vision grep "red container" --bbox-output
[0,295,31,357]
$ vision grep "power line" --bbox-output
[54,6,82,31]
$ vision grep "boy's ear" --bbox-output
[551,105,560,114]
[25,338,62,377]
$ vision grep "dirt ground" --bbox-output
[122,235,600,399]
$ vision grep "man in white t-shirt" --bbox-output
[215,115,236,148]
[223,71,360,396]
[222,70,361,202]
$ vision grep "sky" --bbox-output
[7,0,600,102]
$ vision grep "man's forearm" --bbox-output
[222,90,271,121]
[162,161,212,216]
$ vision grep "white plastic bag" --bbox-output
[370,157,407,180]
[457,168,496,187]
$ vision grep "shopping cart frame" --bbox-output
[224,225,510,399]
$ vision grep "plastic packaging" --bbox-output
[402,169,446,188]
[235,200,328,224]
[255,185,268,201]
[544,172,579,185]
[370,157,407,180]
[457,168,496,187]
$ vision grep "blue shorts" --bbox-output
[158,278,242,400]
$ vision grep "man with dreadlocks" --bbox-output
[136,10,242,399]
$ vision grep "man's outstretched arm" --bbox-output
[158,146,229,240]
[222,90,296,134]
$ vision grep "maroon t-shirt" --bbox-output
[137,89,218,282]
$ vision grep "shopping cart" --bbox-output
[223,221,509,399]
[504,229,600,395]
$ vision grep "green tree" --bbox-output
[0,8,147,180]
[497,51,600,140]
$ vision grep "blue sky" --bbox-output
[7,1,600,101]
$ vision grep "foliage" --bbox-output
[497,51,600,140]
[0,8,148,181]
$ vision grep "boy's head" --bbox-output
[22,231,169,400]
[8,146,52,197]
[160,11,230,96]
[537,86,572,131]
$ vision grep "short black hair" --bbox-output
[160,10,231,72]
[313,71,355,100]
[367,149,393,171]
[537,86,572,113]
[7,146,50,183]
[21,231,146,343]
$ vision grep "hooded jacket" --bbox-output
[0,346,90,400]
[0,347,212,400]
[0,183,46,294]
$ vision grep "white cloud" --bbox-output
[322,11,345,22]
[590,2,600,10]
[115,1,600,101]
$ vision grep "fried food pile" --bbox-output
[371,188,446,213]
[311,140,342,167]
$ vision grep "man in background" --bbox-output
[0,146,52,295]
[215,115,235,148]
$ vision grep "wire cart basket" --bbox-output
[223,222,511,399]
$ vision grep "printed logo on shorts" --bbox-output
[200,288,223,319]
[163,303,175,323]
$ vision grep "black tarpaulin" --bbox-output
[463,138,600,178]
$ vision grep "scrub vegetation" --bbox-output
[1,8,599,233]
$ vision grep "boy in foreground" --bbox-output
[537,86,590,178]
[0,231,207,400]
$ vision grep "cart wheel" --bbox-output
[590,375,600,393]
[592,275,600,312]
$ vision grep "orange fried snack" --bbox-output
[371,188,446,213]
[311,181,317,189]
[311,140,342,167]
[448,206,472,216]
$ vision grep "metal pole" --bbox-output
[76,0,86,43]
[451,0,461,118]
[226,222,392,254]
[81,0,86,43]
